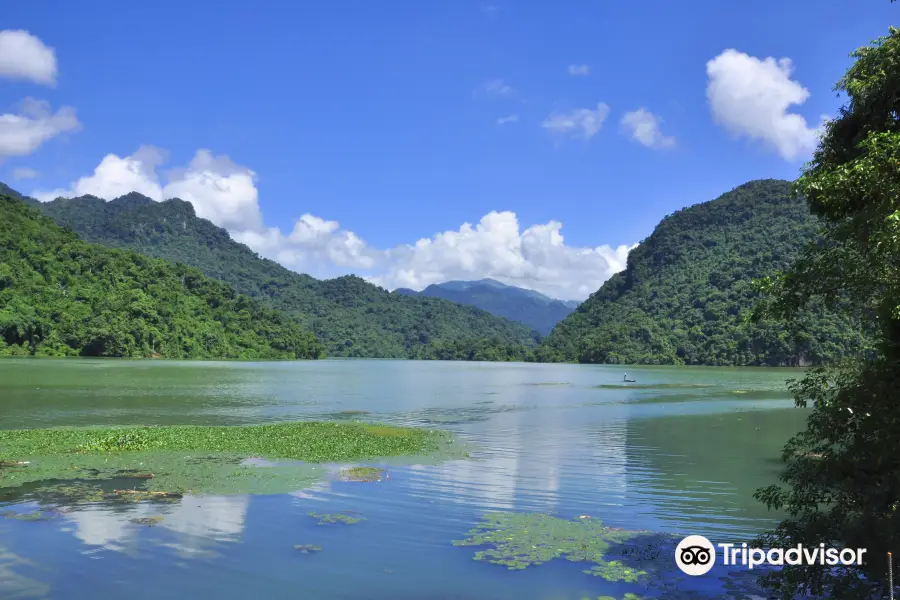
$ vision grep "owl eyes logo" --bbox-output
[675,535,716,575]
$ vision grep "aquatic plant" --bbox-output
[293,544,322,553]
[452,513,644,575]
[129,515,164,526]
[0,509,56,521]
[339,467,386,482]
[308,511,364,525]
[0,421,457,496]
[0,421,449,463]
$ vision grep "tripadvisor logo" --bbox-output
[675,535,716,576]
[674,535,868,576]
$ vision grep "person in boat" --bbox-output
[623,373,635,383]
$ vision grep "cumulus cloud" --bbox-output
[496,114,519,126]
[165,150,262,231]
[706,49,825,161]
[240,210,634,300]
[542,103,609,140]
[232,216,377,273]
[620,108,675,149]
[476,78,514,98]
[370,212,634,301]
[11,166,38,180]
[567,64,590,76]
[0,30,57,86]
[34,146,634,300]
[32,146,262,231]
[0,98,80,159]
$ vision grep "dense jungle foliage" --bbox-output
[35,193,540,358]
[751,26,900,600]
[537,179,871,366]
[0,195,324,359]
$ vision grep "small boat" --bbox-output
[623,373,636,383]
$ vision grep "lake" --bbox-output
[0,359,807,599]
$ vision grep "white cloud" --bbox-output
[164,150,262,231]
[0,98,80,159]
[33,146,262,231]
[11,166,38,180]
[34,145,166,202]
[496,114,519,126]
[620,108,675,149]
[542,103,609,140]
[476,78,514,98]
[368,212,634,301]
[232,215,377,272]
[706,49,824,161]
[33,146,635,300]
[0,30,57,85]
[567,64,590,76]
[241,211,633,300]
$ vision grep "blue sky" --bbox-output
[0,1,895,300]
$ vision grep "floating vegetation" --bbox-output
[1,509,56,521]
[129,515,164,526]
[293,544,322,553]
[0,421,458,496]
[338,467,386,482]
[308,511,364,525]
[452,513,644,575]
[0,422,447,462]
[114,489,182,502]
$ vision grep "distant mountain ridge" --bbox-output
[537,179,869,366]
[23,187,539,358]
[394,279,579,335]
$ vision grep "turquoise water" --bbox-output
[0,359,806,599]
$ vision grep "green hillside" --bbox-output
[394,278,578,335]
[537,179,870,366]
[34,191,540,358]
[0,195,324,359]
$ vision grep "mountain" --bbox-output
[394,279,579,335]
[0,195,323,359]
[29,189,539,358]
[537,179,870,366]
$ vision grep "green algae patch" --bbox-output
[0,421,449,462]
[294,544,322,553]
[309,511,364,525]
[0,421,455,496]
[339,466,386,482]
[129,515,164,526]
[1,509,57,522]
[452,513,663,581]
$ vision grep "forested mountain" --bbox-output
[32,190,540,357]
[0,195,324,359]
[537,179,870,366]
[395,279,578,335]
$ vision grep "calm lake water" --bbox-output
[0,359,808,599]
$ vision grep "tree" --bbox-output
[752,27,900,600]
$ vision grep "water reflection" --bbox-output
[0,359,804,599]
[0,545,49,600]
[64,495,249,558]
